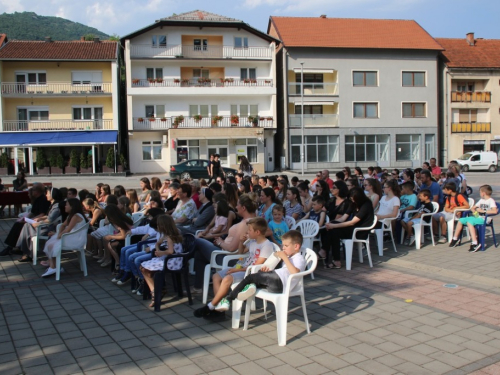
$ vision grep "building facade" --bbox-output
[437,34,500,162]
[122,10,278,174]
[0,37,120,174]
[268,16,443,171]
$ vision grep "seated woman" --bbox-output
[138,178,152,205]
[102,204,134,270]
[364,178,382,213]
[98,184,111,205]
[323,187,375,269]
[126,189,141,213]
[376,179,401,226]
[41,198,88,277]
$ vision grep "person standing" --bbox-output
[211,154,224,181]
[207,154,215,184]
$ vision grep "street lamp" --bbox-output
[300,62,304,176]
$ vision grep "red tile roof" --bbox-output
[0,40,117,60]
[269,17,443,51]
[436,38,500,69]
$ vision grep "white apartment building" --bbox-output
[122,10,278,174]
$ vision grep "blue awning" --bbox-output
[0,131,118,146]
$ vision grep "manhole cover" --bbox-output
[443,284,458,288]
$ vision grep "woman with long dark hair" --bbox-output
[276,179,288,202]
[238,155,254,177]
[314,180,330,204]
[138,177,152,203]
[364,178,382,212]
[102,204,134,268]
[258,187,278,223]
[283,187,303,220]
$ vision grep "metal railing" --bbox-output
[288,82,339,95]
[3,120,113,132]
[131,78,273,88]
[289,114,339,127]
[451,91,491,103]
[1,82,113,96]
[129,44,273,59]
[133,115,275,130]
[451,122,491,133]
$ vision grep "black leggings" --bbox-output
[228,272,283,300]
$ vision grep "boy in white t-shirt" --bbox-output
[449,185,498,252]
[215,230,306,311]
[194,217,273,318]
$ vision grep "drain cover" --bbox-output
[443,284,458,288]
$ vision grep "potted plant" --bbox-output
[149,116,156,122]
[248,116,259,127]
[132,78,140,85]
[173,115,184,128]
[147,78,155,84]
[193,114,203,123]
[0,152,9,175]
[87,154,93,172]
[79,152,91,173]
[174,79,180,84]
[231,115,239,126]
[181,79,190,86]
[36,148,48,175]
[225,78,234,83]
[48,153,58,174]
[66,149,79,174]
[267,116,273,121]
[160,117,167,122]
[103,148,115,173]
[118,153,127,173]
[155,78,163,83]
[211,115,223,127]
[197,77,211,85]
[138,117,144,123]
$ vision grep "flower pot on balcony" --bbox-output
[138,118,144,123]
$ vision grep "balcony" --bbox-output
[132,115,275,130]
[451,122,491,133]
[289,114,338,128]
[3,120,114,132]
[1,82,113,97]
[288,83,339,96]
[451,91,491,103]
[131,78,273,88]
[129,44,273,59]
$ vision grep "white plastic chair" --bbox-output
[294,220,319,250]
[55,222,90,281]
[341,216,378,271]
[373,215,399,256]
[32,216,61,265]
[401,202,439,249]
[131,212,144,223]
[446,197,474,243]
[284,216,296,230]
[242,248,318,346]
[231,243,280,329]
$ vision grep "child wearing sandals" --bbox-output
[140,215,184,307]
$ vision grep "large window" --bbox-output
[402,72,425,87]
[402,103,426,118]
[27,73,47,85]
[194,39,208,51]
[240,68,256,80]
[457,82,475,92]
[72,71,102,85]
[177,140,199,162]
[146,68,163,80]
[294,105,322,114]
[291,135,339,163]
[345,135,389,162]
[193,69,209,78]
[396,134,420,161]
[152,35,167,47]
[234,37,248,48]
[235,138,257,163]
[189,105,218,117]
[353,103,378,118]
[353,71,377,86]
[230,104,258,117]
[28,110,49,121]
[145,105,165,118]
[142,141,162,161]
[425,134,435,161]
[73,107,103,120]
[459,109,477,123]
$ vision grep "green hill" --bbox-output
[0,12,110,41]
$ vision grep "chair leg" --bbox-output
[275,299,289,346]
[344,241,354,270]
[202,265,211,304]
[447,220,454,244]
[232,299,243,329]
[32,237,38,265]
[243,296,254,330]
[80,250,88,277]
[56,254,61,281]
[176,274,183,298]
[493,224,499,247]
[365,240,373,268]
[477,225,486,251]
[414,225,422,250]
[300,292,310,335]
[357,242,363,264]
[430,225,435,247]
[375,229,383,256]
[389,230,397,253]
[183,270,193,305]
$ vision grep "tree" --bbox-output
[83,33,95,41]
[105,148,115,169]
[69,149,79,168]
[108,34,120,41]
[80,152,88,169]
[0,153,9,168]
[36,148,47,169]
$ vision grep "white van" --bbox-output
[456,151,498,172]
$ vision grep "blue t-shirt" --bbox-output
[421,181,444,206]
[400,194,417,211]
[258,203,276,223]
[268,220,289,245]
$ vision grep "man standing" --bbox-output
[429,158,442,180]
[420,170,443,209]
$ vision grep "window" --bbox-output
[402,72,425,87]
[240,68,256,80]
[234,37,248,48]
[193,69,209,78]
[146,68,163,80]
[152,35,167,48]
[28,110,49,121]
[177,140,200,162]
[27,73,47,85]
[194,39,208,51]
[294,105,322,114]
[291,135,339,163]
[353,71,377,86]
[396,134,420,161]
[402,103,426,118]
[230,105,258,117]
[425,134,435,161]
[189,105,218,117]
[353,103,378,118]
[145,105,165,118]
[457,82,475,92]
[142,141,162,161]
[345,135,389,162]
[73,107,103,120]
[72,71,102,85]
[459,109,477,123]
[235,138,258,163]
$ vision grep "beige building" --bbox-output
[437,34,500,162]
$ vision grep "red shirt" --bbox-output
[324,177,334,189]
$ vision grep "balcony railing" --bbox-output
[451,91,491,103]
[131,78,273,88]
[288,83,339,95]
[1,82,113,96]
[133,115,274,130]
[129,44,273,59]
[289,114,339,127]
[451,122,491,133]
[3,120,113,132]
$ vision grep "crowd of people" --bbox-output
[0,156,497,314]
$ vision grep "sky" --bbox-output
[2,0,499,40]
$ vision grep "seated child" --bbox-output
[215,230,306,311]
[432,183,469,244]
[268,205,289,247]
[299,196,326,228]
[399,182,418,215]
[449,184,498,252]
[401,189,434,246]
[193,217,274,318]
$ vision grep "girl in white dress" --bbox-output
[42,198,88,278]
[140,215,184,308]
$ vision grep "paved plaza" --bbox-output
[0,172,500,374]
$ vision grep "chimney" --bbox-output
[80,36,85,41]
[466,32,475,46]
[45,36,52,43]
[320,14,327,18]
[93,37,100,43]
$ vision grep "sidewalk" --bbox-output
[1,217,500,374]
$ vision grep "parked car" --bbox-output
[169,159,237,180]
[455,151,498,172]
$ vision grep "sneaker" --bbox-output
[403,238,410,246]
[193,305,211,318]
[190,287,203,294]
[111,274,122,283]
[469,243,482,252]
[215,298,230,312]
[41,267,57,278]
[408,236,415,246]
[117,272,132,286]
[237,284,257,301]
[438,237,448,244]
[449,238,461,248]
[136,280,144,295]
